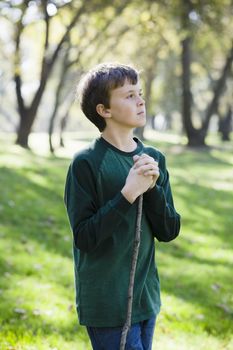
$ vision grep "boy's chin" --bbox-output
[136,119,146,128]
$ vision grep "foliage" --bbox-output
[156,0,233,146]
[0,0,232,148]
[0,132,233,349]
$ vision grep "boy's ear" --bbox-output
[96,104,111,119]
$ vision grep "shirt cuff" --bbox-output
[110,192,133,217]
[143,185,166,215]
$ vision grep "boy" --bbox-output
[64,63,180,350]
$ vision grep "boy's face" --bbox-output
[106,79,146,130]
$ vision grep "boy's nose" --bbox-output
[137,95,145,106]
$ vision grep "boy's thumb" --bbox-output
[133,155,140,162]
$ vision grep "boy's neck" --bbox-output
[101,128,137,152]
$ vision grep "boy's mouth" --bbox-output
[137,111,145,116]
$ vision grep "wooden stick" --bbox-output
[119,194,143,350]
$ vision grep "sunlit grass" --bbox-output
[0,132,233,349]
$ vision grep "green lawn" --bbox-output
[0,132,233,350]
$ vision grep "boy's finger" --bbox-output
[133,155,140,162]
[133,153,150,163]
[136,161,159,172]
[144,170,160,177]
[142,157,158,166]
[137,164,159,174]
[134,157,158,168]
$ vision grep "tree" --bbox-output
[180,0,233,146]
[11,1,88,147]
[47,1,130,152]
[1,0,116,148]
[219,106,232,141]
[181,17,233,145]
[141,0,233,146]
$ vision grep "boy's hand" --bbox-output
[133,154,159,189]
[121,154,159,204]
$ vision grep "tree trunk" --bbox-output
[203,43,233,134]
[49,45,70,153]
[59,112,69,147]
[151,115,156,130]
[15,110,36,148]
[48,81,63,153]
[219,107,232,141]
[186,129,206,147]
[181,37,191,131]
[181,37,207,147]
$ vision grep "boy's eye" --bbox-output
[127,94,134,99]
[126,91,144,99]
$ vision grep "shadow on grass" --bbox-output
[158,256,233,338]
[0,157,91,347]
[0,164,71,258]
[157,177,233,338]
[175,180,233,245]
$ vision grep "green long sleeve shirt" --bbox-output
[64,137,180,327]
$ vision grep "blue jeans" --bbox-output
[86,316,156,350]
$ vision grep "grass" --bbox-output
[0,131,233,350]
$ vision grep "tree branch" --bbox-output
[30,3,86,114]
[120,195,143,350]
[14,1,30,114]
[50,4,86,67]
[48,43,70,152]
[66,2,129,69]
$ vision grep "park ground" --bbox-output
[0,131,233,350]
